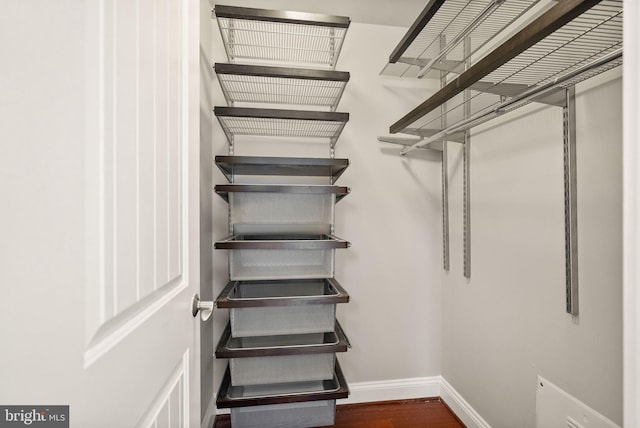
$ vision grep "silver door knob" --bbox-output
[191,294,214,321]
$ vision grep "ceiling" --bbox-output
[209,0,427,27]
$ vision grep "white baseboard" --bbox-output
[345,376,492,428]
[209,375,491,428]
[212,376,442,418]
[440,377,492,428]
[341,376,441,405]
[201,395,218,428]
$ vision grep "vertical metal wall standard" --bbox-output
[440,34,450,272]
[463,38,471,279]
[563,86,579,314]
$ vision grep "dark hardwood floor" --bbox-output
[213,398,466,427]
[332,398,465,427]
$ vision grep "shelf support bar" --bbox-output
[217,74,234,107]
[442,140,450,270]
[228,135,235,156]
[440,34,450,271]
[329,27,336,69]
[227,19,236,62]
[463,37,471,279]
[463,130,471,278]
[563,86,579,315]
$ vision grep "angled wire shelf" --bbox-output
[215,63,350,110]
[214,5,350,69]
[381,0,544,78]
[388,0,622,150]
[214,106,349,142]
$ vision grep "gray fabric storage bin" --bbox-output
[229,247,334,280]
[216,279,348,337]
[229,191,335,235]
[230,353,335,386]
[230,304,336,337]
[231,400,335,428]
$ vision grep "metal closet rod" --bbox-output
[399,48,622,155]
[390,0,604,134]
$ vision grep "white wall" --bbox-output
[209,9,232,414]
[623,3,640,427]
[206,9,445,405]
[334,23,443,385]
[200,0,216,423]
[441,68,623,427]
[0,0,86,407]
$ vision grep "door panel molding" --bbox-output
[84,276,185,368]
[136,350,189,428]
[84,0,189,364]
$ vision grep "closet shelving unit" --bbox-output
[212,5,351,428]
[379,0,623,315]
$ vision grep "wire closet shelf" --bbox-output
[386,0,622,152]
[214,106,349,144]
[215,63,350,110]
[382,0,544,78]
[214,5,350,69]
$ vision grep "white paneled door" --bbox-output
[0,1,201,427]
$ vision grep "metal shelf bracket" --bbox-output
[463,130,471,279]
[228,135,234,156]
